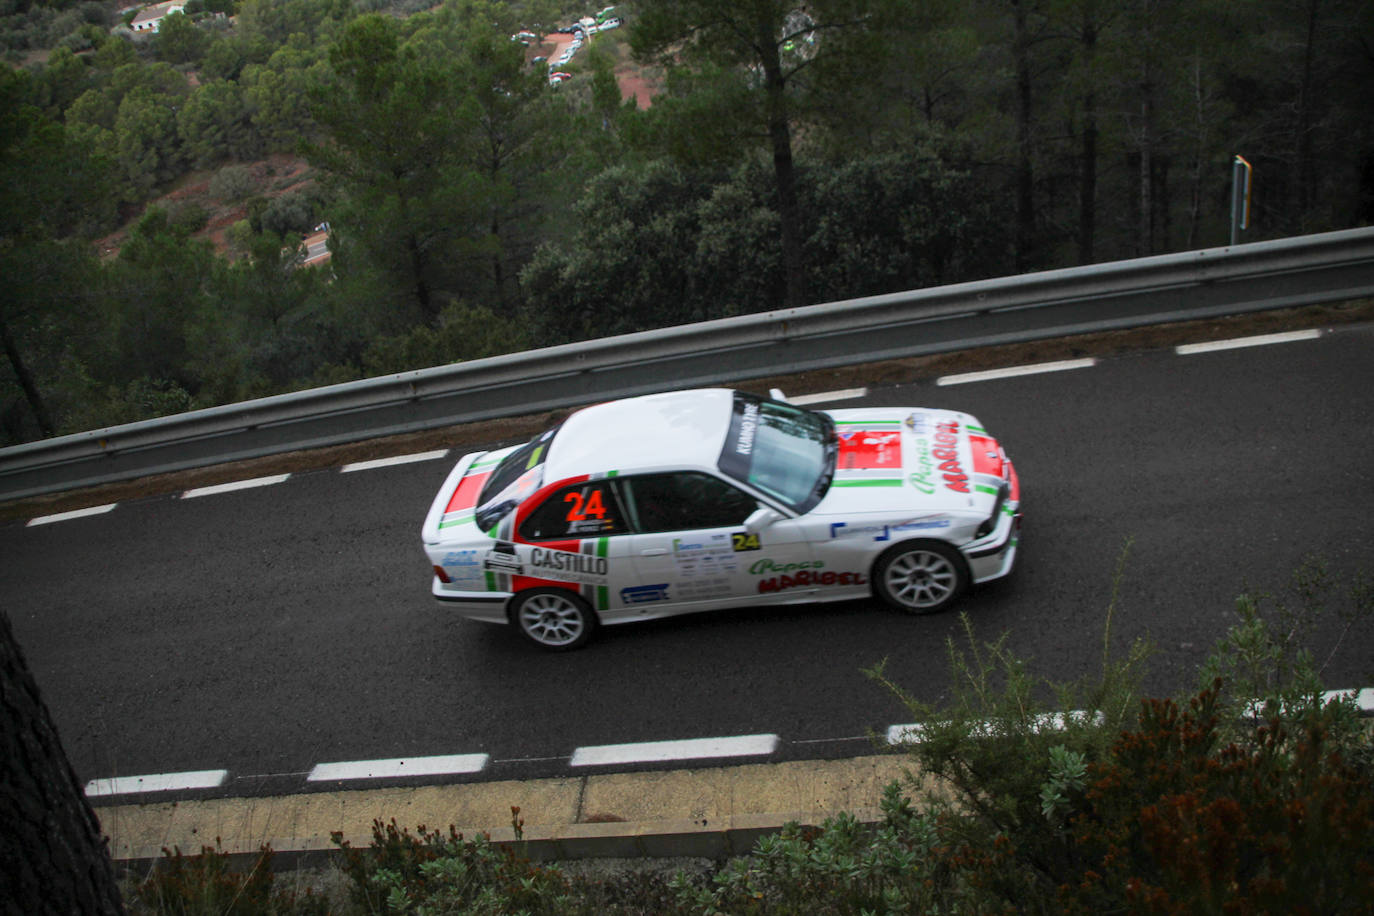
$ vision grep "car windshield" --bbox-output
[474,424,560,531]
[717,393,836,514]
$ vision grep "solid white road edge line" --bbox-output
[790,388,868,406]
[936,358,1096,387]
[181,474,291,499]
[341,450,451,473]
[1175,328,1322,355]
[27,504,117,527]
[570,734,780,767]
[307,754,490,782]
[85,770,228,797]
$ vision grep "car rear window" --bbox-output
[474,424,560,531]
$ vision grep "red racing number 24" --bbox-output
[564,488,607,522]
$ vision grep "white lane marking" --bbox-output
[1175,328,1321,355]
[27,504,117,527]
[936,358,1096,386]
[307,754,489,782]
[181,474,290,499]
[342,450,450,473]
[889,690,1373,745]
[1245,688,1374,719]
[570,734,779,767]
[1333,688,1374,715]
[790,388,868,406]
[85,769,228,797]
[887,711,1100,745]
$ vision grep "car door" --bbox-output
[617,471,816,615]
[508,476,636,618]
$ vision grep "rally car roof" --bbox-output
[542,388,735,480]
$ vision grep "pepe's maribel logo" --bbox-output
[911,420,969,494]
[749,557,866,593]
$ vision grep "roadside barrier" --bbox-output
[3,227,1372,501]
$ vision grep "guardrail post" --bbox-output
[1230,155,1252,246]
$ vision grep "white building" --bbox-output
[130,1,187,33]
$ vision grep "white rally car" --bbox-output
[422,389,1020,650]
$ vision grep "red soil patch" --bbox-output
[616,63,658,108]
[95,153,317,261]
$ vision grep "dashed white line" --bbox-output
[180,474,291,499]
[27,504,117,527]
[887,711,1102,745]
[1175,328,1322,355]
[342,450,450,473]
[76,688,1374,797]
[937,358,1097,387]
[85,769,228,797]
[1330,688,1374,715]
[570,734,780,767]
[306,754,490,782]
[790,388,868,406]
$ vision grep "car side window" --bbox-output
[621,473,759,533]
[519,480,628,540]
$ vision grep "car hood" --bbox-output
[814,407,1010,517]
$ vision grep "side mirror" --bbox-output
[745,506,783,533]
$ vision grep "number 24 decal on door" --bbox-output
[732,532,761,551]
[564,488,608,522]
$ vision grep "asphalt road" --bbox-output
[3,323,1371,803]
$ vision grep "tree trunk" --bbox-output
[1012,0,1036,271]
[1294,0,1319,228]
[1185,56,1205,249]
[0,312,56,439]
[1,610,125,915]
[758,22,808,309]
[1137,0,1155,255]
[1077,17,1099,265]
[406,233,436,325]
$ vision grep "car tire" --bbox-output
[873,540,968,614]
[511,588,598,650]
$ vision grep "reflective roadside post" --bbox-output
[1230,155,1252,246]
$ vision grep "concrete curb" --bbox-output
[98,754,926,866]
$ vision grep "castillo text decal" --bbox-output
[932,420,969,493]
[529,547,609,583]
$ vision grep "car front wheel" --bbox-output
[873,541,968,614]
[511,588,597,650]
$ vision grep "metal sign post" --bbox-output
[1230,155,1252,245]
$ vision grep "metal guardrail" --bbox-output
[3,227,1373,502]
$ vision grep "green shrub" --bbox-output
[672,782,943,915]
[866,553,1374,913]
[1054,683,1374,913]
[131,843,329,915]
[332,818,579,916]
[168,201,209,233]
[210,164,256,202]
